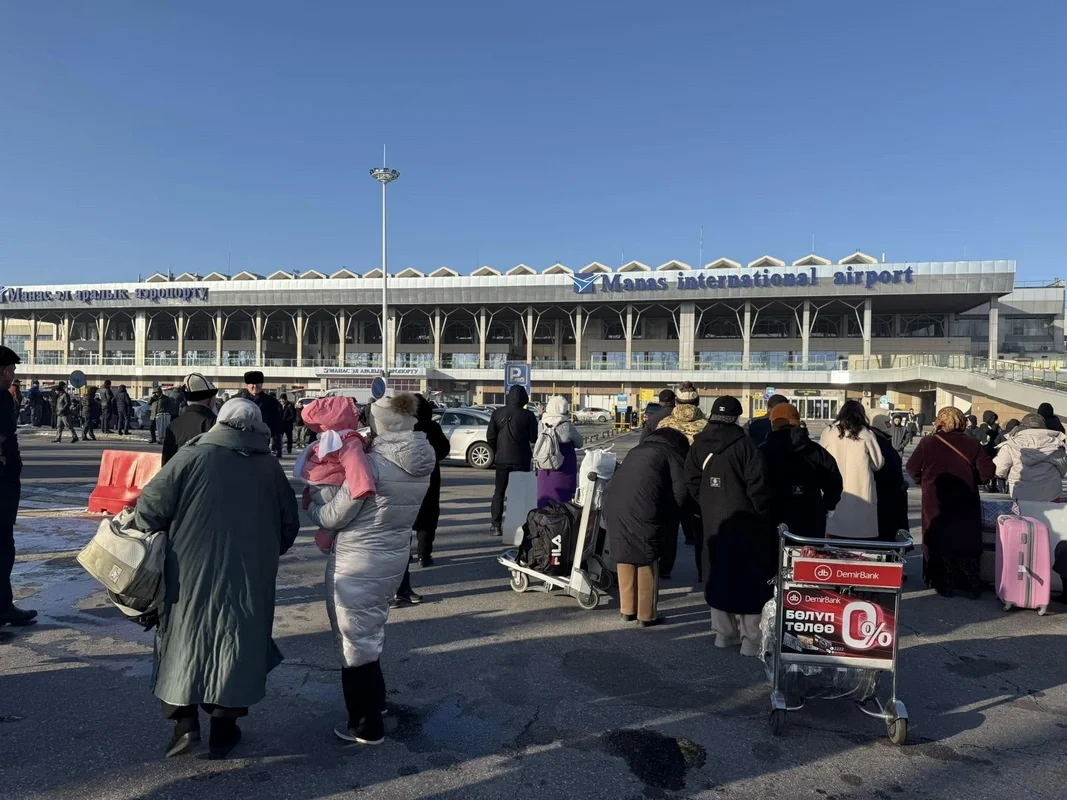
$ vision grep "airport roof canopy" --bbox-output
[839,251,879,265]
[748,255,786,268]
[706,258,742,270]
[792,254,832,266]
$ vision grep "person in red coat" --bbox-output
[906,407,996,598]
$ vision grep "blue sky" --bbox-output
[1,1,1064,282]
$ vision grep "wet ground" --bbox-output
[2,434,1067,799]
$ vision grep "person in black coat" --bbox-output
[744,393,788,447]
[100,379,115,433]
[279,393,296,454]
[869,415,911,542]
[486,385,538,536]
[80,387,100,441]
[605,428,690,625]
[0,346,36,626]
[413,394,450,566]
[1038,403,1065,434]
[977,410,1002,491]
[638,389,676,442]
[686,395,774,657]
[392,395,452,607]
[760,403,842,539]
[115,384,133,435]
[237,371,284,457]
[162,374,218,465]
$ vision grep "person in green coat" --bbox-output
[134,398,300,760]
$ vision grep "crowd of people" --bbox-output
[4,341,1067,757]
[603,386,1067,652]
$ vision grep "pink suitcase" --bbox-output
[995,515,1052,615]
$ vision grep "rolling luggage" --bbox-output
[1016,501,1067,593]
[995,515,1052,615]
[502,470,539,547]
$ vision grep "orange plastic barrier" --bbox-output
[87,450,163,515]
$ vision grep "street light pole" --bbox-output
[370,158,399,378]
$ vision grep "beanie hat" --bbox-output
[243,370,264,385]
[675,382,699,404]
[1020,413,1047,430]
[770,402,801,430]
[183,372,218,401]
[369,392,418,434]
[710,395,742,420]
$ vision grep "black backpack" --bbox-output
[518,502,580,576]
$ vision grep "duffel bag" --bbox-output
[518,502,581,576]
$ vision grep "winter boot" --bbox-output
[207,717,242,759]
[416,530,434,567]
[337,662,386,745]
[165,717,201,758]
[0,606,37,626]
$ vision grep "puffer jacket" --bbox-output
[655,403,707,444]
[994,428,1067,502]
[307,431,435,667]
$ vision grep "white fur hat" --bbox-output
[369,392,418,434]
[675,382,700,404]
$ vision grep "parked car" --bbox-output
[574,406,612,424]
[432,407,494,469]
[129,399,152,430]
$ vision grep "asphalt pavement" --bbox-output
[2,432,1067,799]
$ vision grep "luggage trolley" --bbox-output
[766,526,913,745]
[497,462,615,611]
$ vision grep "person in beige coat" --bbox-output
[819,400,885,539]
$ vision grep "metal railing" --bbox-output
[864,354,1067,392]
[21,349,1067,396]
[56,353,136,366]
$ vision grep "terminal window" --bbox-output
[900,315,946,338]
[699,318,742,339]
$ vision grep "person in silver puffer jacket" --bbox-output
[993,413,1067,502]
[305,392,434,746]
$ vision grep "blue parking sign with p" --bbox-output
[504,362,531,396]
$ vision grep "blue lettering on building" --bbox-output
[0,286,211,304]
[571,267,914,294]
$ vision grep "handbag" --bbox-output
[77,508,167,627]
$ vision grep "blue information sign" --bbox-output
[504,362,531,397]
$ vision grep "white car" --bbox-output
[433,408,495,469]
[129,399,153,430]
[574,406,612,424]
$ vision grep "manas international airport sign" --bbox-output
[571,266,915,295]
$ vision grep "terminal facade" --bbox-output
[0,252,1062,419]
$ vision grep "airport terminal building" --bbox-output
[1,252,1063,420]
